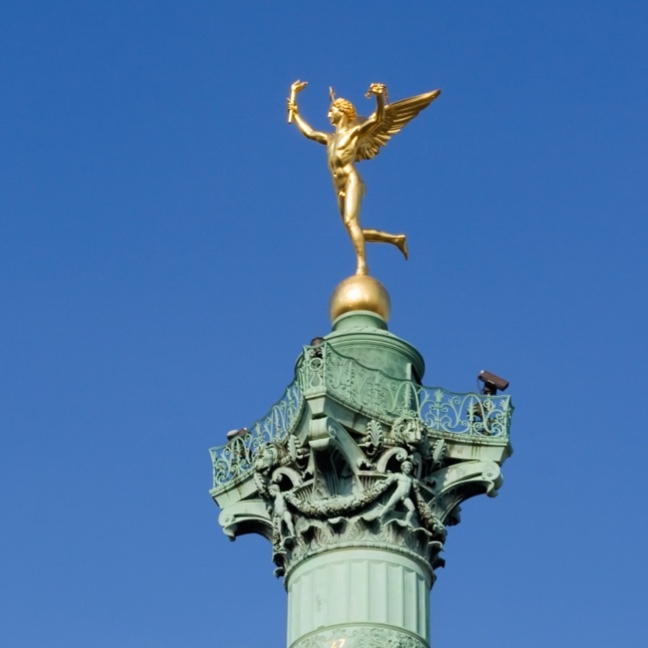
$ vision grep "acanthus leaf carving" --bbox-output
[360,419,384,457]
[216,381,506,579]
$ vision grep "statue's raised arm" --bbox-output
[355,86,441,162]
[286,80,441,276]
[355,82,389,137]
[287,80,327,145]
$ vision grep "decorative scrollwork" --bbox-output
[360,419,384,456]
[211,343,512,494]
[298,343,513,439]
[299,345,326,391]
[210,381,303,491]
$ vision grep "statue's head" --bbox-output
[401,460,414,475]
[328,87,357,125]
[255,444,278,472]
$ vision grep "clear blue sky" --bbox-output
[1,2,646,647]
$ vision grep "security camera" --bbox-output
[226,427,248,441]
[478,370,509,395]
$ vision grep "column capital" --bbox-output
[211,335,512,578]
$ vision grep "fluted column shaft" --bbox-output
[286,548,432,648]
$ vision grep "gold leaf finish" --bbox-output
[329,275,391,322]
[288,80,440,276]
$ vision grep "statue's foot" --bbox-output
[355,265,369,276]
[396,234,409,260]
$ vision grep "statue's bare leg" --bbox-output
[283,513,295,537]
[363,229,409,260]
[404,497,416,525]
[340,176,368,275]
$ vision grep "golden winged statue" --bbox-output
[287,80,441,276]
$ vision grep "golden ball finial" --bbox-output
[329,275,391,323]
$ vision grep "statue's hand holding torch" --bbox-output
[287,80,308,123]
[365,82,389,104]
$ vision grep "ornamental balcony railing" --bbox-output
[210,381,303,493]
[210,343,513,491]
[298,344,513,440]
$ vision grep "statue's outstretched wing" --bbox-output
[356,89,441,162]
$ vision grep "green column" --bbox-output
[287,548,431,648]
[210,309,513,648]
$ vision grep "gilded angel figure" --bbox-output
[287,80,441,276]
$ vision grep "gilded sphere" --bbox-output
[329,275,391,322]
